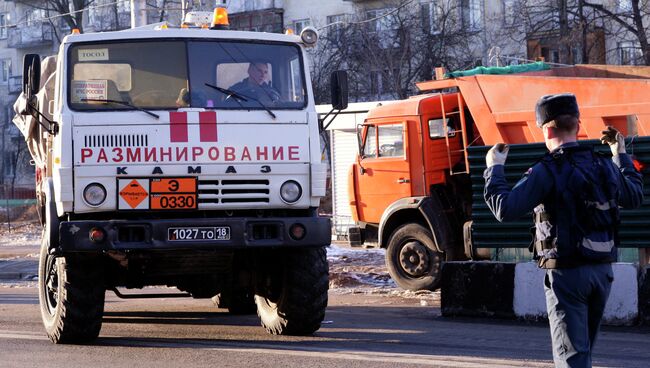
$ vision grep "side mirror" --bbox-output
[23,54,41,99]
[330,70,348,110]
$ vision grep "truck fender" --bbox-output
[378,196,453,253]
[43,178,60,250]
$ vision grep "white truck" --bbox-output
[14,11,347,344]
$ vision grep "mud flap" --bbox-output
[43,178,59,251]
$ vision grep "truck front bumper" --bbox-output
[57,216,331,253]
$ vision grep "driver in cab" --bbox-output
[229,62,280,104]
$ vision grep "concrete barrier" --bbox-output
[639,265,650,325]
[441,261,515,318]
[513,262,638,325]
[442,261,641,326]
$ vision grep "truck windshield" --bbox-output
[68,40,306,111]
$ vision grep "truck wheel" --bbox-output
[38,236,105,344]
[254,247,329,335]
[386,223,443,291]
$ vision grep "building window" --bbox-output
[366,8,396,33]
[1,59,11,83]
[618,41,641,65]
[462,0,483,31]
[369,70,382,96]
[617,0,632,12]
[0,14,7,39]
[421,1,442,34]
[117,0,130,14]
[88,4,100,25]
[327,14,346,41]
[503,0,515,26]
[26,9,45,27]
[4,151,17,177]
[293,19,311,34]
[366,8,399,48]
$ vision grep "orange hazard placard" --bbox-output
[119,179,148,209]
[150,178,196,194]
[151,193,197,210]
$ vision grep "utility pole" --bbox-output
[131,0,147,28]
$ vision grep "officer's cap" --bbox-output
[535,93,580,128]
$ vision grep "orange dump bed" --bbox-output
[416,64,650,145]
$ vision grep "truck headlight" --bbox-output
[83,183,107,207]
[280,181,302,204]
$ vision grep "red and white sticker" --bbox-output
[71,80,107,103]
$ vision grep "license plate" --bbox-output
[168,226,231,241]
[150,178,197,210]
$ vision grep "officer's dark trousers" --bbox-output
[544,263,613,368]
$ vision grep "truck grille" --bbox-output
[84,134,148,148]
[198,179,270,206]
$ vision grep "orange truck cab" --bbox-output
[348,64,650,291]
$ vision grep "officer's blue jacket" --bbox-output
[483,142,643,260]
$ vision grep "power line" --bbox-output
[316,0,417,31]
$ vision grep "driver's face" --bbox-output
[248,63,269,85]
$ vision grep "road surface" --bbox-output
[0,285,649,368]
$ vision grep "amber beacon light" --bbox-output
[210,7,230,30]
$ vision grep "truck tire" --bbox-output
[38,236,105,344]
[254,247,328,335]
[386,223,443,291]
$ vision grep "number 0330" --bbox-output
[151,194,196,209]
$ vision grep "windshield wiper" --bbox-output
[204,83,276,119]
[81,98,160,119]
[204,83,248,102]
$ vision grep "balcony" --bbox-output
[8,23,53,49]
[8,75,22,95]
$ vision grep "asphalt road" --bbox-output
[1,286,649,368]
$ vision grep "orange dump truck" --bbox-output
[347,64,650,291]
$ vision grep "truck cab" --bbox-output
[349,93,476,291]
[16,11,345,344]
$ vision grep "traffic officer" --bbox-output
[482,93,643,368]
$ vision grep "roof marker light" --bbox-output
[210,6,229,30]
[71,28,80,35]
[285,28,294,35]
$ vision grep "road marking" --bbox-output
[0,330,47,341]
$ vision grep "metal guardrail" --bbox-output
[468,137,650,249]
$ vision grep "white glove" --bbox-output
[486,143,509,168]
[600,126,626,155]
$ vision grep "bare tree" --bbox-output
[309,0,484,104]
[583,0,650,65]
